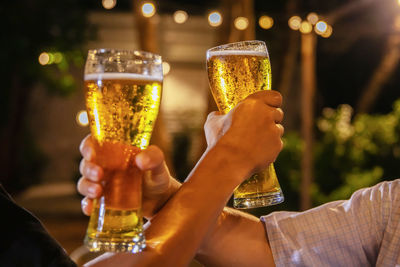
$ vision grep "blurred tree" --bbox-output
[273,100,400,211]
[0,0,92,194]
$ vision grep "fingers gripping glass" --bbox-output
[206,40,284,209]
[83,49,163,253]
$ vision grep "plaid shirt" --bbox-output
[262,180,400,267]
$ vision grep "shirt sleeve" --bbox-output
[0,184,77,267]
[261,180,399,267]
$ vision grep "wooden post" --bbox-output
[133,0,174,175]
[300,32,317,210]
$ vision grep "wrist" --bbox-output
[193,139,253,193]
[213,134,255,184]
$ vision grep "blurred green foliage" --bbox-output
[274,100,400,211]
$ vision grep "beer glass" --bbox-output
[206,40,284,209]
[83,49,163,252]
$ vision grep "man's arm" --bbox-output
[84,91,283,266]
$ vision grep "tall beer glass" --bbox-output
[206,40,284,209]
[83,49,163,252]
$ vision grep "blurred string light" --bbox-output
[162,61,171,75]
[288,16,302,30]
[289,14,333,37]
[259,15,274,30]
[208,11,222,27]
[38,51,63,65]
[102,0,116,10]
[76,110,89,127]
[142,2,156,18]
[321,25,333,38]
[315,21,328,34]
[299,21,312,34]
[38,52,50,65]
[307,12,319,25]
[173,10,188,24]
[234,17,249,30]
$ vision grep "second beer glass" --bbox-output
[206,40,284,209]
[83,49,163,252]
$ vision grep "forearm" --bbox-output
[142,141,249,266]
[145,153,275,266]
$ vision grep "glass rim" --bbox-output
[206,40,268,59]
[87,48,162,61]
[207,40,266,52]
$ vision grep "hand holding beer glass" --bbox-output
[83,49,163,252]
[206,40,284,209]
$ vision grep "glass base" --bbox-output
[233,190,284,209]
[85,232,146,253]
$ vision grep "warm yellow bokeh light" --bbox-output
[208,11,222,27]
[162,62,171,75]
[234,17,249,30]
[321,25,333,38]
[288,16,302,30]
[315,21,328,34]
[142,2,156,18]
[398,0,400,6]
[259,15,274,30]
[102,0,116,9]
[76,110,89,127]
[38,52,50,65]
[299,21,312,34]
[173,10,188,24]
[307,12,319,25]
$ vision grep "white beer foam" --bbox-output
[207,50,268,59]
[84,72,163,82]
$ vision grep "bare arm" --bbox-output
[82,91,283,266]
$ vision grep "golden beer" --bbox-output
[207,41,284,209]
[83,49,163,253]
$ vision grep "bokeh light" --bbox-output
[234,17,249,30]
[315,21,328,34]
[38,52,50,65]
[307,12,319,25]
[299,21,312,34]
[76,110,89,127]
[142,2,156,18]
[162,62,171,75]
[259,15,274,30]
[321,25,333,38]
[102,0,116,10]
[288,16,302,30]
[208,11,222,27]
[173,10,188,24]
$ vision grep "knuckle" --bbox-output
[79,159,85,175]
[79,135,90,154]
[77,177,86,194]
[277,108,284,118]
